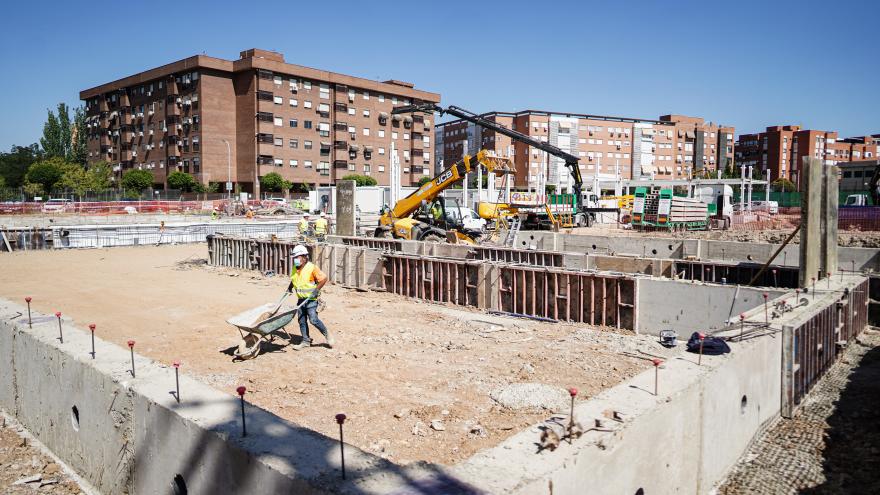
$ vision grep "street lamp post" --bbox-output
[221,138,232,213]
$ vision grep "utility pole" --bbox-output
[221,138,232,212]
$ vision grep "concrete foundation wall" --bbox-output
[451,327,784,494]
[0,300,411,495]
[636,279,785,335]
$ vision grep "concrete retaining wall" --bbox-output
[636,279,785,335]
[0,300,420,495]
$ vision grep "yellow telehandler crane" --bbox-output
[375,149,512,244]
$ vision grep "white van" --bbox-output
[447,206,487,232]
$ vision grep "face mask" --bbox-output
[294,257,303,268]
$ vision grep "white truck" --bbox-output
[695,185,734,229]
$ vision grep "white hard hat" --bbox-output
[320,212,326,218]
[303,213,310,217]
[292,245,309,257]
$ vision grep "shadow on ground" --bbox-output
[801,344,880,495]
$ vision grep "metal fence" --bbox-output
[730,207,880,232]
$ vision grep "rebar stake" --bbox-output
[567,387,578,444]
[173,361,181,403]
[336,413,347,479]
[811,277,816,301]
[55,312,63,343]
[698,333,706,366]
[25,297,32,328]
[88,324,96,358]
[739,313,745,340]
[772,269,778,288]
[763,293,769,324]
[237,386,247,437]
[127,340,136,377]
[652,359,662,395]
[827,272,831,289]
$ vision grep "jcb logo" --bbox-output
[436,170,452,185]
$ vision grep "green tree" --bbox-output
[23,182,44,199]
[40,103,88,164]
[260,172,291,192]
[0,176,5,188]
[167,171,197,192]
[417,176,432,187]
[772,177,796,192]
[25,157,69,192]
[341,174,378,187]
[122,169,154,191]
[206,182,220,193]
[0,144,42,187]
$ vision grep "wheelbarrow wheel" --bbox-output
[234,333,262,360]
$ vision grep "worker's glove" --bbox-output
[286,282,294,293]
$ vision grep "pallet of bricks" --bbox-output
[632,187,708,231]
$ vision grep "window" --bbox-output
[363,128,370,136]
[274,158,283,167]
[273,96,283,105]
[304,160,312,168]
[290,159,298,167]
[273,75,282,86]
[379,165,385,172]
[304,100,312,109]
[273,116,282,126]
[274,137,283,146]
[378,129,385,138]
[362,91,369,100]
[304,120,313,129]
[348,107,356,116]
[289,119,298,128]
[403,150,410,161]
[347,163,356,171]
[303,81,312,90]
[304,140,313,149]
[289,139,298,149]
[378,94,384,102]
[378,147,385,155]
[317,161,329,176]
[404,133,410,140]
[319,84,330,99]
[363,109,370,117]
[289,98,298,107]
[392,131,398,139]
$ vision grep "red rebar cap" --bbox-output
[698,332,706,340]
[762,293,768,299]
[739,313,745,321]
[55,311,61,318]
[89,324,96,331]
[652,358,663,367]
[236,386,246,396]
[25,297,31,303]
[172,361,180,368]
[772,269,777,273]
[127,340,135,347]
[335,413,347,424]
[568,387,578,397]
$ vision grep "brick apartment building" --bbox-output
[435,110,734,192]
[736,126,880,188]
[79,49,440,194]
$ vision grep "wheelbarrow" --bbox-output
[226,293,308,360]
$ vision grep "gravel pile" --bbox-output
[490,383,569,412]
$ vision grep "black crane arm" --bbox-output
[393,104,585,201]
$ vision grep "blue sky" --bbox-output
[1,0,877,150]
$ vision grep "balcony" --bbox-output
[334,140,348,150]
[167,146,180,158]
[167,81,179,96]
[334,122,348,131]
[257,155,274,165]
[334,160,348,169]
[257,90,274,102]
[256,112,274,123]
[334,102,348,113]
[166,103,181,116]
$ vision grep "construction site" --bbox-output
[2,145,880,493]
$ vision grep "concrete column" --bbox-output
[781,324,794,418]
[799,157,823,287]
[335,180,357,236]
[822,165,839,276]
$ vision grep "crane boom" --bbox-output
[393,103,585,204]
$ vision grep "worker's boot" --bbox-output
[291,341,309,351]
[325,334,335,349]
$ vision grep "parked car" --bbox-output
[265,197,288,205]
[751,201,779,214]
[447,206,487,232]
[41,198,73,213]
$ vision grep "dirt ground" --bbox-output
[568,225,880,248]
[0,244,657,465]
[0,415,84,494]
